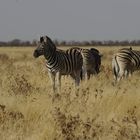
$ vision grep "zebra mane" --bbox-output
[40,36,44,43]
[45,36,56,49]
[90,48,99,54]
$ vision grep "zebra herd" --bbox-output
[33,35,140,92]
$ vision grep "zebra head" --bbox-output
[33,36,56,58]
[33,36,45,58]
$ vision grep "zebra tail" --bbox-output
[112,55,119,80]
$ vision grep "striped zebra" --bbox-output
[112,47,140,81]
[33,36,83,92]
[73,47,102,80]
[90,48,102,75]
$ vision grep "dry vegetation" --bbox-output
[0,46,140,140]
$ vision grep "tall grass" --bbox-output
[0,46,140,140]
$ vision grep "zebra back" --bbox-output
[112,47,140,81]
[116,48,140,68]
[66,48,83,72]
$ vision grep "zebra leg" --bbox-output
[124,69,129,79]
[56,72,61,93]
[87,71,90,80]
[75,77,80,86]
[123,68,132,80]
[81,66,87,80]
[75,71,81,86]
[112,56,119,81]
[70,71,80,87]
[113,64,118,81]
[83,69,89,81]
[128,70,132,78]
[117,69,125,81]
[93,69,98,75]
[81,69,88,81]
[80,69,83,80]
[48,71,56,93]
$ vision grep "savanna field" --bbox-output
[1,46,140,140]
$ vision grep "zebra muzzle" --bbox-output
[33,50,39,58]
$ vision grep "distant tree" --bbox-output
[22,41,31,46]
[0,41,7,47]
[32,39,37,46]
[119,40,129,46]
[10,39,21,46]
[60,41,66,46]
[1,38,140,47]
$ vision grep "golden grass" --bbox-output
[0,46,140,140]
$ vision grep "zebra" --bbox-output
[73,47,102,80]
[33,36,83,93]
[90,48,102,75]
[112,47,140,81]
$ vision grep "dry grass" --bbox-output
[0,46,140,140]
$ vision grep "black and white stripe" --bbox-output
[112,47,140,81]
[90,48,102,75]
[33,36,83,92]
[73,47,102,80]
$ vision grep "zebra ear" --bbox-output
[43,36,48,43]
[40,36,44,43]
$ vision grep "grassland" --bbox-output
[0,46,140,140]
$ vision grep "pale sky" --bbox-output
[0,0,140,41]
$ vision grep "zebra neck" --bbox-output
[44,48,56,62]
[43,41,57,63]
